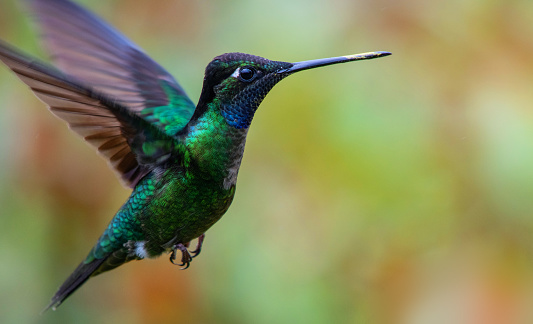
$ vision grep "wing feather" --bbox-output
[0,41,177,187]
[29,0,197,136]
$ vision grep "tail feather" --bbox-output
[42,248,140,313]
[41,257,108,313]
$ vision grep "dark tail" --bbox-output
[41,257,108,313]
[41,248,139,313]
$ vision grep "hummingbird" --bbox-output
[0,0,390,311]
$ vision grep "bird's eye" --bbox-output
[238,67,256,82]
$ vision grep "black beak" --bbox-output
[278,51,391,74]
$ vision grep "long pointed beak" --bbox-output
[278,51,391,74]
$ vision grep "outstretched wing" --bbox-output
[0,41,179,187]
[28,0,196,137]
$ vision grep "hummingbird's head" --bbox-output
[196,51,391,129]
[196,53,291,129]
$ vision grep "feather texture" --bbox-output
[0,41,178,187]
[29,0,196,135]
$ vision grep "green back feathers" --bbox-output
[140,81,195,136]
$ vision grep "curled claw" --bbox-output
[179,259,191,270]
[190,234,205,258]
[169,243,192,270]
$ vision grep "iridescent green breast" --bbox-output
[184,103,249,188]
[140,167,237,254]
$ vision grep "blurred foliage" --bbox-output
[1,0,533,323]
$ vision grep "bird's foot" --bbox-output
[190,234,205,258]
[169,243,192,270]
[168,234,206,269]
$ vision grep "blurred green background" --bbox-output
[2,0,533,323]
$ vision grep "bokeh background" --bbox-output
[1,0,533,323]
